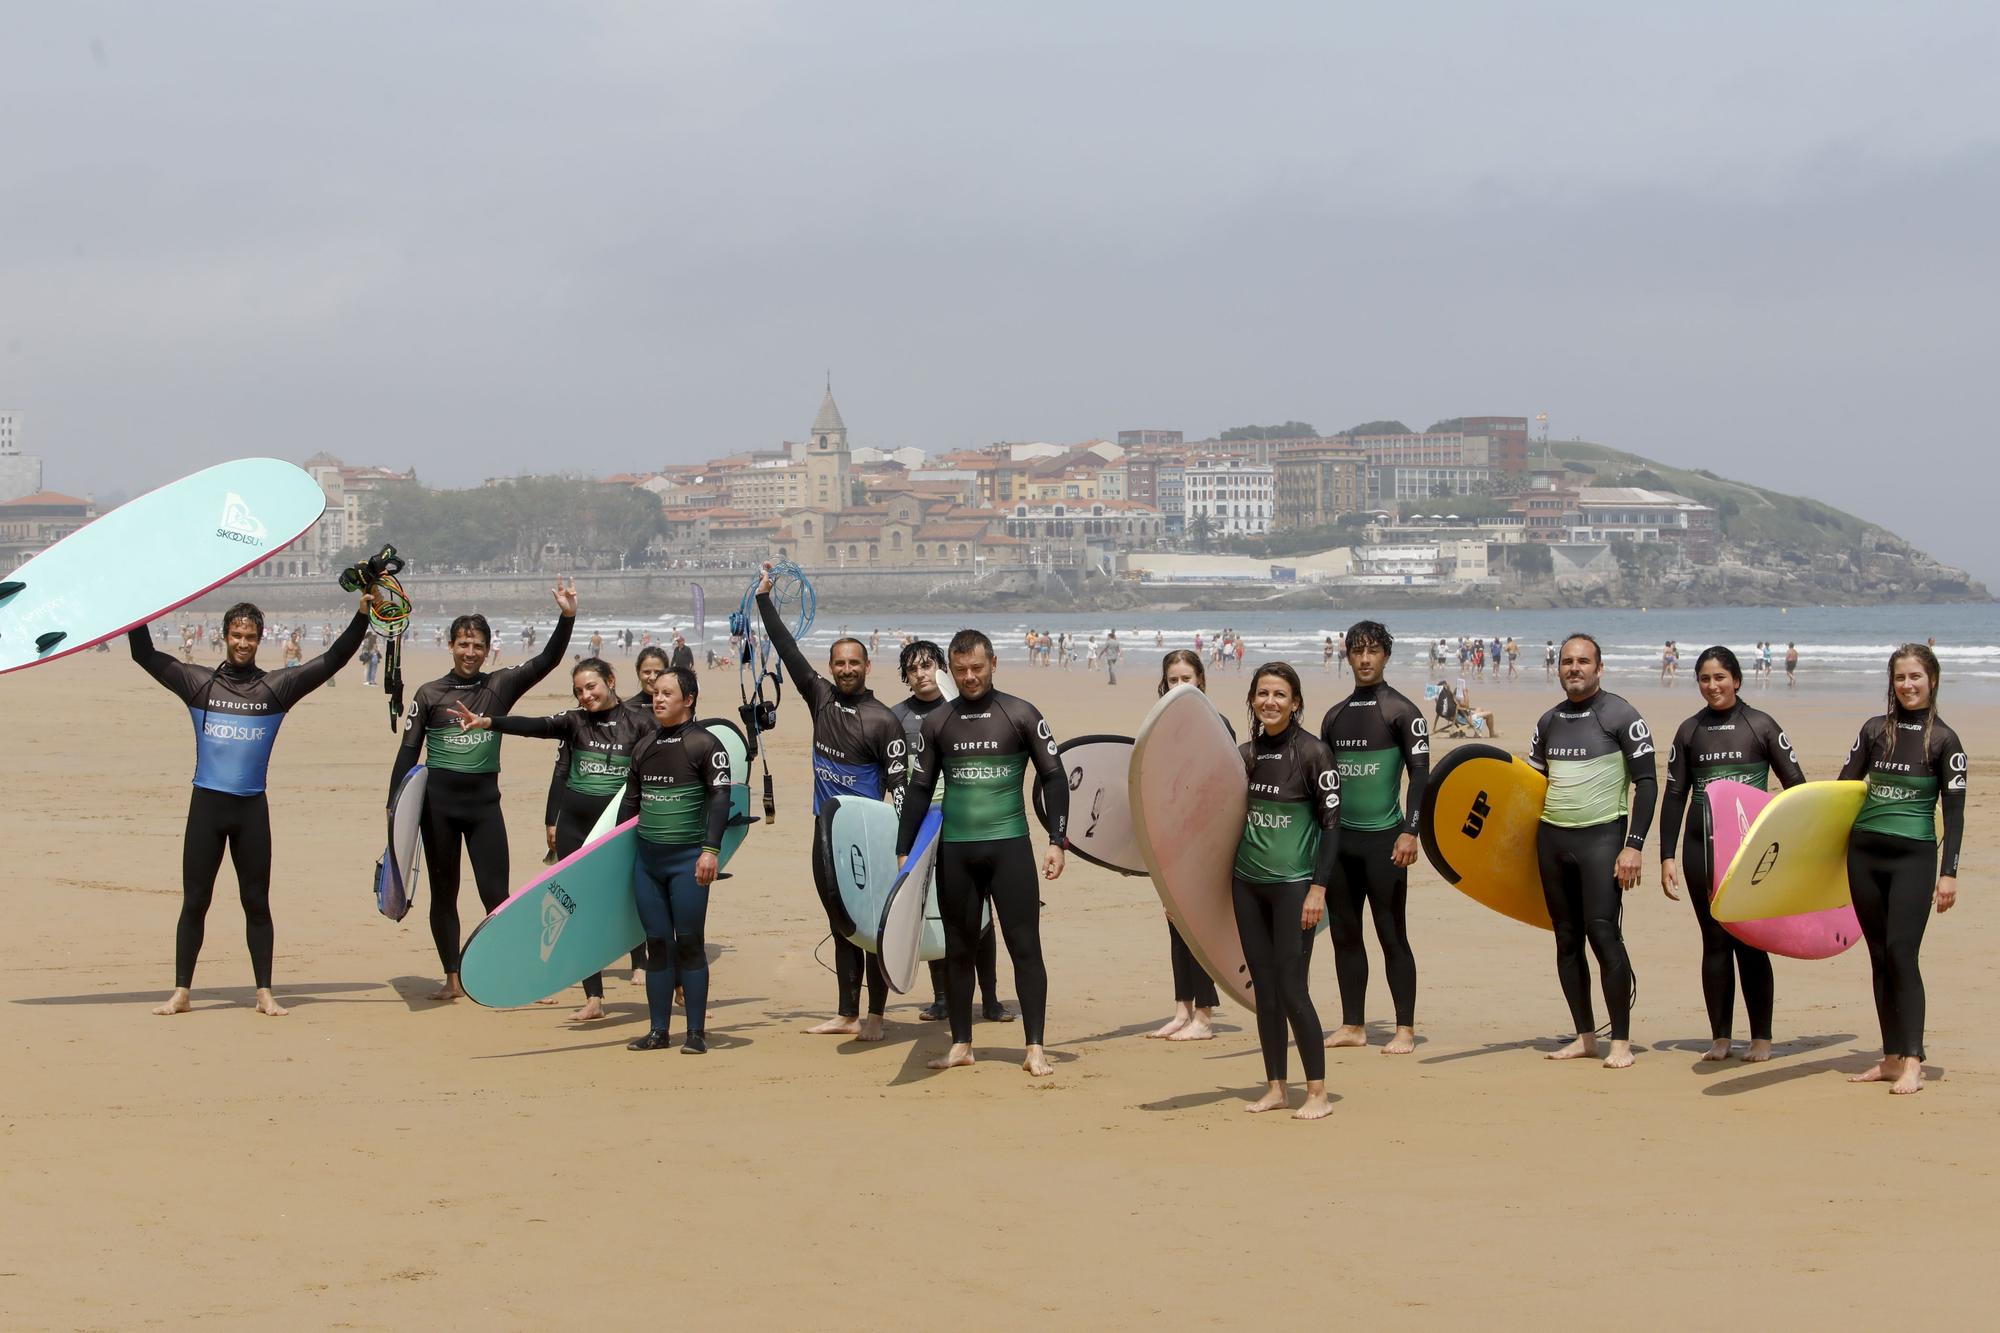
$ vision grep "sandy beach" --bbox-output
[3,641,1995,1330]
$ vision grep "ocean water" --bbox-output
[462,601,2000,692]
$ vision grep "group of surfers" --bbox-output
[126,568,1965,1108]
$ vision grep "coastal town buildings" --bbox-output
[0,410,44,503]
[0,490,94,570]
[1184,455,1273,538]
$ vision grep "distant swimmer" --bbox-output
[1837,645,1964,1095]
[1318,621,1429,1055]
[897,629,1068,1076]
[1526,634,1656,1069]
[131,587,375,1017]
[390,579,576,1002]
[891,639,1011,1026]
[1234,662,1341,1118]
[1149,650,1222,1042]
[457,654,653,1021]
[757,564,907,1042]
[1658,647,1806,1063]
[614,668,731,1052]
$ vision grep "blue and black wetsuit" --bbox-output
[759,593,907,1019]
[501,697,655,1000]
[389,614,574,976]
[130,611,366,989]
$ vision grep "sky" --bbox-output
[3,2,1997,576]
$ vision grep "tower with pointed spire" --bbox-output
[804,381,851,513]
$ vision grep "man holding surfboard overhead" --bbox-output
[892,639,1011,1026]
[1526,633,1657,1069]
[132,585,378,1017]
[1318,621,1429,1056]
[897,629,1069,1077]
[389,579,576,1002]
[755,564,908,1043]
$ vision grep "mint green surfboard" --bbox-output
[459,718,752,1008]
[0,458,327,674]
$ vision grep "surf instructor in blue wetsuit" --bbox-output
[131,586,377,1017]
[755,563,908,1042]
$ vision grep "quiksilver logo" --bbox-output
[216,492,269,548]
[540,885,577,960]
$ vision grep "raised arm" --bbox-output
[128,625,202,702]
[491,578,577,711]
[756,588,822,710]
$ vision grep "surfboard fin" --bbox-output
[0,580,24,601]
[35,631,66,654]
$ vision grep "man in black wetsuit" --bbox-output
[1318,620,1429,1054]
[897,630,1068,1077]
[889,640,1011,1024]
[132,588,375,1017]
[1526,633,1657,1069]
[756,565,908,1041]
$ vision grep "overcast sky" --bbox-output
[4,3,1996,575]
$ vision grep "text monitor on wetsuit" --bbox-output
[1527,690,1659,848]
[1320,683,1428,835]
[897,690,1068,854]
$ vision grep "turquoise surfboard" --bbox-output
[811,795,902,951]
[374,764,426,922]
[878,807,944,994]
[459,718,752,1007]
[0,458,326,674]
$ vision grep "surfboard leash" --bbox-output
[340,544,413,731]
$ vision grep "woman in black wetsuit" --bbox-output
[1234,662,1341,1120]
[389,579,575,1001]
[1659,646,1807,1063]
[1836,643,1965,1095]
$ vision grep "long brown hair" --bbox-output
[1882,642,1941,758]
[1159,648,1206,696]
[1245,660,1305,735]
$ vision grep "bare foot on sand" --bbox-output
[1022,1045,1053,1077]
[254,989,289,1017]
[152,988,192,1016]
[857,1014,885,1042]
[1701,1039,1733,1061]
[928,1043,976,1070]
[1149,1006,1192,1039]
[1245,1083,1290,1114]
[1849,1057,1894,1084]
[1167,1013,1214,1042]
[1545,1035,1600,1061]
[1323,1024,1368,1049]
[1892,1057,1926,1095]
[571,998,606,1022]
[430,976,465,1002]
[1742,1039,1773,1064]
[1294,1083,1332,1120]
[1383,1026,1416,1055]
[807,1016,860,1036]
[1602,1040,1634,1069]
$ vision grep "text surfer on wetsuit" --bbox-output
[755,562,908,1043]
[895,629,1068,1078]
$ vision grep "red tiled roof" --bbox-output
[0,491,90,507]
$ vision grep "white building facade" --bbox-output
[1184,456,1273,538]
[0,410,43,502]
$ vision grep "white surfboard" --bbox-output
[1036,734,1143,876]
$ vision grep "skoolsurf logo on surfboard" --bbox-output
[540,884,577,961]
[216,492,270,548]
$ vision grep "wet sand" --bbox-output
[3,644,1995,1329]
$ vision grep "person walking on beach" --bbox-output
[1234,662,1340,1118]
[757,564,908,1042]
[893,640,1011,1026]
[1105,630,1121,685]
[390,579,576,1002]
[897,629,1068,1076]
[1526,633,1656,1069]
[1836,644,1964,1094]
[1659,647,1806,1063]
[133,586,375,1017]
[1319,621,1428,1055]
[1149,650,1222,1042]
[1785,642,1799,687]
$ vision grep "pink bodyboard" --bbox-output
[1705,779,1859,960]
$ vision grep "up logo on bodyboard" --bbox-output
[847,842,868,890]
[1750,843,1780,885]
[1462,790,1493,839]
[539,884,577,961]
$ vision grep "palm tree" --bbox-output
[1188,512,1216,552]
